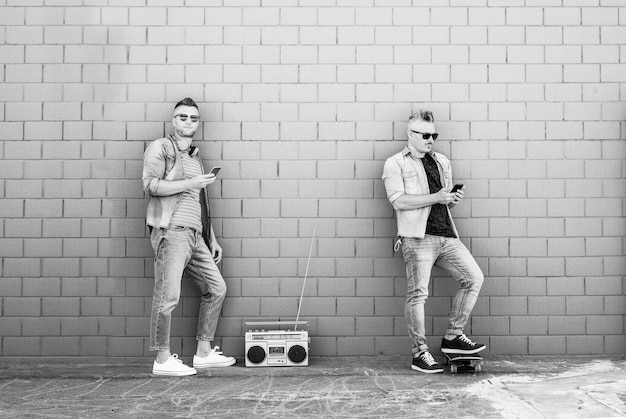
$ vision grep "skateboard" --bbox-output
[442,352,483,374]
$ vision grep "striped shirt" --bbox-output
[169,153,203,233]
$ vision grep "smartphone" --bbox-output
[451,184,464,193]
[209,166,221,176]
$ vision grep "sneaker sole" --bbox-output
[441,346,486,355]
[152,369,197,376]
[411,364,444,374]
[193,359,236,369]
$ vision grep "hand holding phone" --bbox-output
[209,166,221,177]
[451,184,464,193]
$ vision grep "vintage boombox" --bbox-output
[244,321,310,367]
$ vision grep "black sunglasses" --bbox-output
[410,130,438,140]
[175,114,200,123]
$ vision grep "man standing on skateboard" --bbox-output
[382,109,486,373]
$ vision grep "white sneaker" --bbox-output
[152,354,197,376]
[193,346,236,368]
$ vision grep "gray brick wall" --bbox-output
[1,2,624,359]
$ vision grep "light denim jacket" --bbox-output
[142,135,213,246]
[382,145,459,239]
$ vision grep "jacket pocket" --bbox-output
[402,171,419,194]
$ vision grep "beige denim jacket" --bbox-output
[142,135,212,246]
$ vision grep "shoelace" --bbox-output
[420,352,437,366]
[459,334,476,346]
[171,354,183,363]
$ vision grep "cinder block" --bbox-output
[108,337,144,357]
[0,317,21,337]
[3,337,42,356]
[336,258,374,277]
[22,317,61,336]
[373,336,410,356]
[549,316,586,335]
[566,218,602,237]
[490,297,528,316]
[241,278,280,297]
[316,278,354,297]
[586,315,623,335]
[356,316,394,336]
[547,277,584,296]
[565,257,603,277]
[111,297,145,317]
[373,297,403,316]
[374,258,406,278]
[317,317,355,336]
[337,337,374,356]
[260,258,297,277]
[81,297,111,317]
[529,296,566,315]
[222,258,260,278]
[264,296,304,316]
[472,316,510,336]
[510,198,548,217]
[566,296,604,315]
[23,277,61,296]
[511,316,547,336]
[605,335,626,354]
[4,258,42,277]
[489,336,528,355]
[356,7,390,26]
[509,277,546,296]
[278,277,316,298]
[42,297,80,316]
[335,297,374,316]
[80,337,108,356]
[109,257,145,277]
[61,318,99,337]
[222,297,261,317]
[528,219,564,238]
[529,336,566,355]
[566,335,604,354]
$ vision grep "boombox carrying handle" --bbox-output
[295,222,316,330]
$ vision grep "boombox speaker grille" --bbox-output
[288,344,307,364]
[247,345,266,364]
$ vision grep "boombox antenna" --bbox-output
[294,222,316,331]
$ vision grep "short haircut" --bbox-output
[174,97,198,110]
[408,109,434,123]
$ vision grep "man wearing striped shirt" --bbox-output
[142,98,235,376]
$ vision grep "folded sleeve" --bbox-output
[142,140,166,196]
[382,157,404,205]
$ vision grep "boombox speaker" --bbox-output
[244,321,309,367]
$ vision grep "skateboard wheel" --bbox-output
[475,364,482,373]
[450,365,457,374]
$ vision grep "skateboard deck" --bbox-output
[443,352,483,374]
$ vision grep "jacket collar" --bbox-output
[403,144,434,160]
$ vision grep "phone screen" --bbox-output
[210,166,221,176]
[451,184,463,193]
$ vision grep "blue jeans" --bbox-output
[149,227,227,351]
[401,235,484,355]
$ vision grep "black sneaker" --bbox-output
[411,351,444,374]
[441,334,486,354]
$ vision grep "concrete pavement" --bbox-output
[1,356,625,418]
